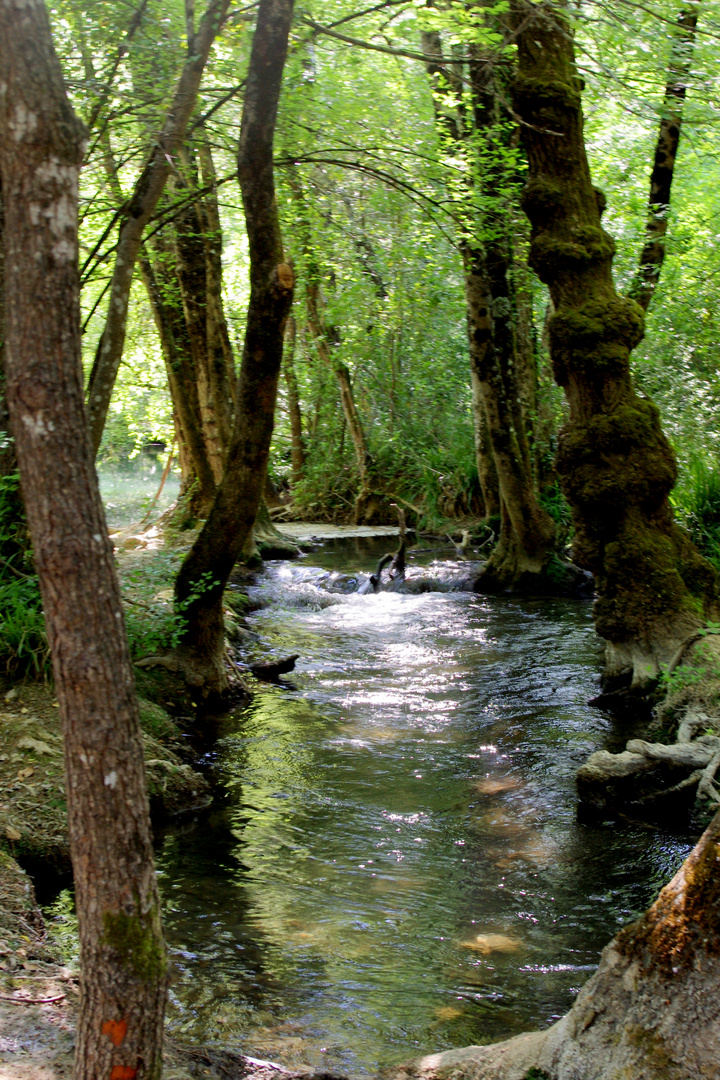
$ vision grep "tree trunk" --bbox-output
[628,3,699,312]
[286,167,376,522]
[470,368,500,518]
[0,5,167,1080]
[139,246,218,516]
[170,144,234,484]
[464,240,555,589]
[304,280,375,521]
[85,0,230,456]
[169,0,295,693]
[282,314,307,485]
[198,134,237,427]
[421,25,555,586]
[511,0,718,685]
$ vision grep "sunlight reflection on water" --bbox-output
[157,539,696,1074]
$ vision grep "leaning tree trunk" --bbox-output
[167,0,295,693]
[0,5,167,1080]
[511,0,718,687]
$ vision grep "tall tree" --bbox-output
[0,4,168,1080]
[85,0,231,456]
[421,17,556,588]
[163,0,296,692]
[510,0,718,688]
[628,3,700,312]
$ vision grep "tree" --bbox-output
[628,2,700,313]
[85,0,231,456]
[0,2,168,1079]
[420,13,557,589]
[160,0,295,693]
[511,0,718,688]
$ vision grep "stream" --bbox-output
[156,536,695,1075]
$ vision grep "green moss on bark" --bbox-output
[102,905,167,984]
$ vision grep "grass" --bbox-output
[673,455,720,571]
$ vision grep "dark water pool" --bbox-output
[156,537,694,1074]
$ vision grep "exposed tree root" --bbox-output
[578,634,720,815]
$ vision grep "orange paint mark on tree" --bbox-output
[110,1066,137,1080]
[101,1018,128,1046]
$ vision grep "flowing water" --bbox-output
[156,537,695,1075]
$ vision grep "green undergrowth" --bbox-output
[673,455,720,571]
[0,473,50,678]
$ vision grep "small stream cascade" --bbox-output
[157,536,695,1075]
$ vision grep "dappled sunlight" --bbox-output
[157,542,696,1072]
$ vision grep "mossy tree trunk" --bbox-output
[511,0,718,684]
[0,5,168,1079]
[171,0,295,693]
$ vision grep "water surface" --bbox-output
[157,537,694,1074]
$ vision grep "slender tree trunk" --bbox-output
[85,0,230,456]
[422,24,555,584]
[139,247,217,515]
[97,120,217,514]
[629,3,700,312]
[286,168,375,521]
[168,0,295,693]
[0,6,167,1080]
[198,134,237,427]
[282,314,307,484]
[304,279,374,520]
[511,0,718,685]
[463,247,555,585]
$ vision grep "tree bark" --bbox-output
[0,5,167,1079]
[511,0,718,685]
[628,3,700,312]
[85,0,230,456]
[169,0,295,692]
